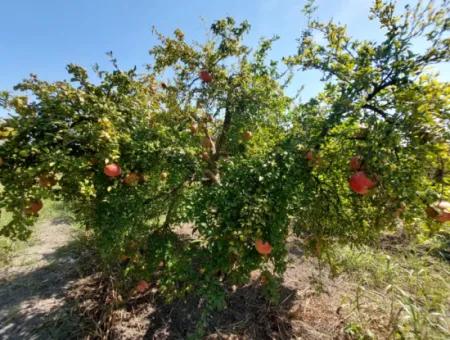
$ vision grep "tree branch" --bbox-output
[366,77,397,102]
[144,172,195,205]
[316,77,398,145]
[212,105,232,162]
[362,103,391,121]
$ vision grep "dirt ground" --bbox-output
[0,217,84,339]
[92,239,355,339]
[0,219,358,340]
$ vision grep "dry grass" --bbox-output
[328,234,450,339]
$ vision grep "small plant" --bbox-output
[344,322,375,339]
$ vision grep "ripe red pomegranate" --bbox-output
[349,171,376,195]
[427,200,450,223]
[24,200,43,216]
[436,212,450,223]
[255,239,272,255]
[199,70,212,83]
[104,163,122,177]
[306,150,314,161]
[349,156,362,171]
[426,206,439,219]
[136,280,150,293]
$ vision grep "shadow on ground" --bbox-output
[0,227,88,339]
[1,226,347,339]
[142,284,296,339]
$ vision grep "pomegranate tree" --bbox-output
[0,1,448,327]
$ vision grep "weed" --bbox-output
[330,242,450,339]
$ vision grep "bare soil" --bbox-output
[0,217,84,339]
[69,238,357,339]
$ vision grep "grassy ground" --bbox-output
[328,233,450,339]
[0,200,72,267]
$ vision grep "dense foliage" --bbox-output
[0,0,449,314]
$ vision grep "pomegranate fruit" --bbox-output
[255,239,272,255]
[348,171,376,195]
[104,163,122,177]
[136,280,150,293]
[24,200,43,216]
[123,172,140,186]
[199,70,212,83]
[242,131,253,141]
[39,174,57,188]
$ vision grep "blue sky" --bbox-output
[1,0,448,117]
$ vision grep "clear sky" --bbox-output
[1,0,448,117]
